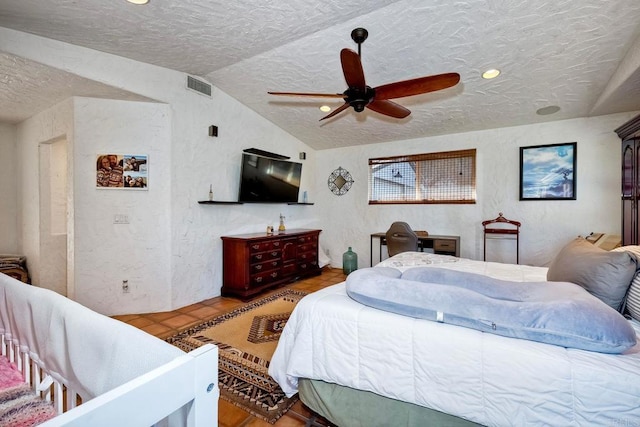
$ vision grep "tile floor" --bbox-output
[113,267,347,427]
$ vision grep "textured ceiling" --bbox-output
[1,0,640,150]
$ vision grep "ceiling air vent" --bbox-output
[186,76,212,97]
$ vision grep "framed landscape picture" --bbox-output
[96,154,148,190]
[519,142,576,201]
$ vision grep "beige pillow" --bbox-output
[547,237,637,312]
[612,245,640,321]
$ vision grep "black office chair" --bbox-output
[385,222,419,257]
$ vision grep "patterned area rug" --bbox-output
[166,289,307,424]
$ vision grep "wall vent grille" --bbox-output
[187,76,212,97]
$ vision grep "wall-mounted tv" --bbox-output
[238,153,302,203]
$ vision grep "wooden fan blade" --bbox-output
[367,100,411,119]
[374,73,460,100]
[340,48,366,89]
[319,102,351,121]
[268,91,345,98]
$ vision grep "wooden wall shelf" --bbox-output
[198,201,313,205]
[198,201,243,205]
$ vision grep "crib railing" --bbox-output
[1,334,80,415]
[0,272,219,426]
[1,333,219,426]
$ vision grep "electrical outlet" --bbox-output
[122,280,129,293]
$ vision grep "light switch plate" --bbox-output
[113,214,129,224]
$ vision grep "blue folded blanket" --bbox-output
[346,267,637,353]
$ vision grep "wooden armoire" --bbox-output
[615,114,640,245]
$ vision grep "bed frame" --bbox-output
[0,272,219,426]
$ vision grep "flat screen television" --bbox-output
[238,153,302,203]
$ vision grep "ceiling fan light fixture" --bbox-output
[126,0,149,4]
[267,28,461,122]
[319,105,331,112]
[482,68,501,79]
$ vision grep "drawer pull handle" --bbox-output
[255,277,262,283]
[255,254,262,260]
[272,261,278,266]
[252,244,260,250]
[271,272,278,278]
[271,251,278,256]
[255,265,262,270]
[273,242,280,247]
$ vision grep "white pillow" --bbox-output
[612,245,640,321]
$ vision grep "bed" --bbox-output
[0,270,219,426]
[269,240,640,427]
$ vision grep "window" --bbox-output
[368,149,476,204]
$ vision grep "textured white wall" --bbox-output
[2,29,318,315]
[166,87,320,310]
[0,123,17,253]
[16,99,73,288]
[38,139,67,296]
[315,113,636,269]
[72,98,173,314]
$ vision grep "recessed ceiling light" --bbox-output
[536,105,561,116]
[320,105,331,112]
[482,69,501,79]
[127,0,149,4]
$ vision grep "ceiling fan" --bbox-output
[268,28,460,121]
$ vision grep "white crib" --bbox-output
[0,272,218,426]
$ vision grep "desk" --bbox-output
[370,233,460,266]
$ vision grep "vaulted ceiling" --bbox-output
[1,0,640,150]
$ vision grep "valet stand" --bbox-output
[482,212,521,264]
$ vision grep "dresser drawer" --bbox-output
[297,235,318,245]
[298,260,318,272]
[250,250,280,264]
[298,250,317,262]
[249,240,281,253]
[434,239,456,252]
[298,241,318,251]
[250,259,280,274]
[250,269,280,286]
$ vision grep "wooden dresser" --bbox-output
[221,229,321,299]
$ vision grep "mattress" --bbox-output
[269,253,640,426]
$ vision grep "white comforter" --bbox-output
[269,253,640,426]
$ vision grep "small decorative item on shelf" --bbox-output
[266,225,274,235]
[208,184,213,201]
[343,247,358,275]
[278,214,286,232]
